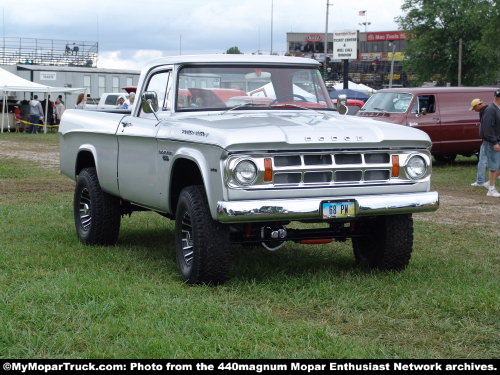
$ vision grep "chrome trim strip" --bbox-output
[216,191,439,223]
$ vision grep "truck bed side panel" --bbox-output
[59,109,124,196]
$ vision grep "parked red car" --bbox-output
[356,87,499,163]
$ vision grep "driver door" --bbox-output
[407,94,442,151]
[117,69,172,209]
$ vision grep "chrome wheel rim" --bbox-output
[180,212,194,266]
[79,188,92,232]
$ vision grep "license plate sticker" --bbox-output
[322,201,356,219]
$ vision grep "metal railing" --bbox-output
[0,37,98,67]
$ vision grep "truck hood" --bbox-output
[158,110,431,151]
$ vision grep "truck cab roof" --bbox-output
[143,54,320,71]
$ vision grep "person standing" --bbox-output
[28,95,44,134]
[41,96,54,126]
[20,100,30,132]
[75,93,86,109]
[54,97,66,125]
[470,98,489,187]
[480,89,500,197]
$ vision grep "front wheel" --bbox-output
[352,214,413,271]
[174,185,231,285]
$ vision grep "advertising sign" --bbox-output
[333,30,358,60]
[367,31,406,42]
[306,34,323,42]
[40,72,57,81]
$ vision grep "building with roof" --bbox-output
[0,38,140,109]
[286,31,409,89]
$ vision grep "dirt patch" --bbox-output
[414,189,500,232]
[0,177,74,195]
[0,139,59,170]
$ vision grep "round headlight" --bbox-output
[406,155,427,179]
[234,160,258,185]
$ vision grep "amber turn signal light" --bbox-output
[391,155,400,177]
[264,158,273,181]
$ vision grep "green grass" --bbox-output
[0,140,499,358]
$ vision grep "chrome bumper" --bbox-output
[216,191,439,223]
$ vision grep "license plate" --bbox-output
[322,201,356,219]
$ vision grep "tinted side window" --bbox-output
[418,95,436,113]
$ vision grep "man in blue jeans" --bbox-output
[470,98,489,187]
[28,95,44,134]
[480,89,500,197]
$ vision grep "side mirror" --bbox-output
[141,91,159,114]
[337,94,348,115]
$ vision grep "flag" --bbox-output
[359,10,366,16]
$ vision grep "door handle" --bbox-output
[122,121,133,127]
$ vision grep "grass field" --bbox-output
[0,133,499,358]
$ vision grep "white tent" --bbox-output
[0,67,85,133]
[333,81,377,95]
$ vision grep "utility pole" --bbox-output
[458,38,462,86]
[388,41,396,88]
[323,0,331,77]
[270,0,274,54]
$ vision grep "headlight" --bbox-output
[234,160,258,185]
[406,155,427,179]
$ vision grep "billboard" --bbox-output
[333,30,358,60]
[367,31,406,42]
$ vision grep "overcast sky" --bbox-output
[1,0,404,70]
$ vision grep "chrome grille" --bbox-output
[270,151,392,187]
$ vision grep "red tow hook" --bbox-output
[300,239,333,245]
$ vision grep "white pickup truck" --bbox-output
[60,55,439,285]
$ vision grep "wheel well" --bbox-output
[170,158,204,214]
[75,151,95,176]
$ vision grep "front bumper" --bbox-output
[216,191,439,223]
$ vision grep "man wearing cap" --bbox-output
[470,98,489,187]
[480,89,500,197]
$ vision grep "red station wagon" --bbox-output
[356,87,499,163]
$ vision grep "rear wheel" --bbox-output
[352,214,413,271]
[434,153,456,164]
[174,185,231,285]
[74,167,121,245]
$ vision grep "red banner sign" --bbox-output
[367,31,406,42]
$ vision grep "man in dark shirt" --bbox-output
[480,89,500,197]
[470,98,488,187]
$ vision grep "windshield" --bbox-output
[176,65,333,111]
[361,92,413,113]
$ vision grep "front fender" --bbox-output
[164,143,226,218]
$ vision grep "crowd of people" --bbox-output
[12,94,66,133]
[469,89,500,197]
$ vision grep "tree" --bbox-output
[226,46,243,54]
[396,0,499,86]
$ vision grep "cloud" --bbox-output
[1,0,405,69]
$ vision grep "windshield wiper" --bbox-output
[373,107,388,113]
[221,102,261,115]
[268,103,335,117]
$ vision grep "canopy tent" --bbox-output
[1,67,85,133]
[332,81,377,95]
